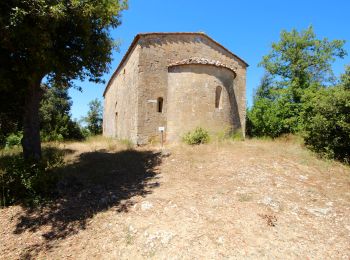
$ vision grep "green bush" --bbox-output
[183,127,210,145]
[0,148,64,206]
[247,98,301,138]
[301,86,350,162]
[5,132,23,148]
[80,127,92,139]
[41,132,64,142]
[40,120,85,142]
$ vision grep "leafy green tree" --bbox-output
[260,26,346,103]
[0,0,127,159]
[39,85,83,141]
[84,99,103,135]
[301,83,350,162]
[340,65,350,89]
[254,73,275,101]
[248,27,347,138]
[247,74,301,137]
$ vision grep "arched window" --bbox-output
[215,86,222,109]
[157,97,163,113]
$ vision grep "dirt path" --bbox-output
[1,139,350,259]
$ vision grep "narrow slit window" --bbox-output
[215,86,222,108]
[157,97,163,113]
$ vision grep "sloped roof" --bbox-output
[103,32,248,96]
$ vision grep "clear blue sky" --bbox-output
[69,0,350,120]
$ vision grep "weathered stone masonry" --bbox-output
[103,33,248,144]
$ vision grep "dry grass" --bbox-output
[1,137,350,259]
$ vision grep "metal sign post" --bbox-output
[158,126,165,148]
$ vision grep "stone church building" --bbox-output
[103,32,248,144]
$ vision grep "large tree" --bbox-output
[248,26,347,137]
[0,0,127,159]
[260,26,346,102]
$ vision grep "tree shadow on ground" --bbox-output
[12,148,162,259]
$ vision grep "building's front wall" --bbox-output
[103,44,140,143]
[137,34,247,144]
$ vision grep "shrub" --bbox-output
[301,86,350,162]
[5,132,23,148]
[247,97,301,138]
[80,127,92,139]
[0,148,64,206]
[40,120,85,142]
[183,127,210,145]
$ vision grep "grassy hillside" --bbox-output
[1,137,350,259]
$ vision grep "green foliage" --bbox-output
[260,26,346,103]
[183,127,210,145]
[340,65,350,89]
[247,74,301,137]
[249,27,346,139]
[40,85,84,141]
[248,27,350,162]
[83,99,103,135]
[80,127,92,139]
[0,134,5,149]
[0,0,127,88]
[0,88,24,148]
[247,96,301,138]
[0,0,127,158]
[5,132,23,148]
[301,86,350,162]
[0,148,64,206]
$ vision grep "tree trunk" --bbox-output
[22,79,43,160]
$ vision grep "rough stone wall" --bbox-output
[167,64,237,141]
[103,44,140,143]
[137,34,246,143]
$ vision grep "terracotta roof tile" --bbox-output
[168,57,237,75]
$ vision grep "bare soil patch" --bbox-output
[1,138,350,259]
